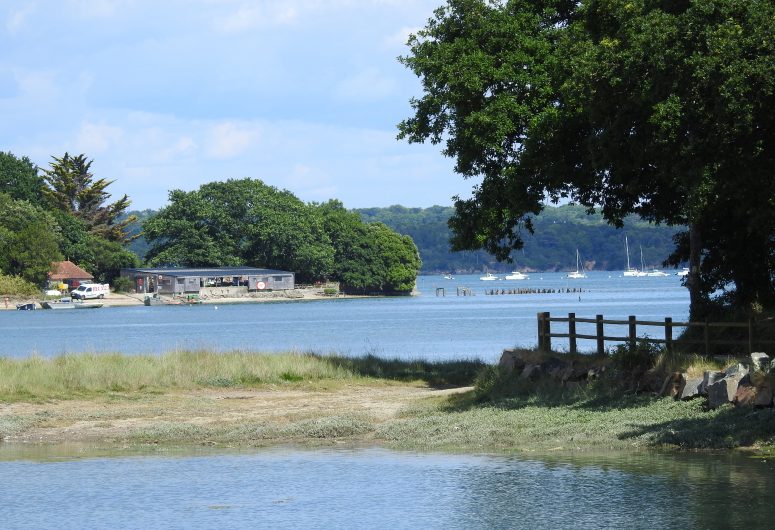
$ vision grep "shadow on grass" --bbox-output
[617,405,775,449]
[314,353,486,388]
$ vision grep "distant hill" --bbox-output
[124,204,682,273]
[356,204,682,274]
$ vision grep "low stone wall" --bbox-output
[499,350,775,409]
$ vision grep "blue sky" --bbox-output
[1,0,466,211]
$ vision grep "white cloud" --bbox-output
[213,4,299,32]
[75,122,124,154]
[206,122,258,159]
[383,26,419,49]
[6,5,35,34]
[285,163,337,202]
[334,67,397,102]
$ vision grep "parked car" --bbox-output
[70,283,110,300]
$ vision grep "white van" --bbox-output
[70,283,110,300]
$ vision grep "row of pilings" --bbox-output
[485,287,585,296]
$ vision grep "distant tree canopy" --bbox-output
[399,0,775,319]
[42,153,136,243]
[143,179,422,293]
[0,151,44,205]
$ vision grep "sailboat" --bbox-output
[567,249,587,279]
[623,236,640,277]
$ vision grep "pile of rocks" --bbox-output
[499,349,775,409]
[662,352,774,409]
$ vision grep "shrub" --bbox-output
[111,276,133,293]
[609,341,663,372]
[0,274,40,297]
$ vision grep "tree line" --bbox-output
[356,204,680,273]
[0,152,421,295]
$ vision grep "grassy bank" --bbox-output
[1,350,773,452]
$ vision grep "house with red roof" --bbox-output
[48,260,94,290]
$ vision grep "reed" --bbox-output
[0,350,485,402]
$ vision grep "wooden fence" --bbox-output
[536,312,775,355]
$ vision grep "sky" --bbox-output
[0,0,468,211]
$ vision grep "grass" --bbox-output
[0,350,485,402]
[1,349,773,453]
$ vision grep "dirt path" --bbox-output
[1,384,472,444]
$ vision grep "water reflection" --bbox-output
[0,446,771,529]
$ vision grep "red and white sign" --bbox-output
[257,281,266,290]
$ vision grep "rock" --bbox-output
[750,352,770,372]
[680,376,704,400]
[724,363,749,378]
[707,371,748,409]
[701,370,726,394]
[659,372,684,398]
[754,385,774,407]
[521,364,542,381]
[499,350,526,374]
[542,358,568,380]
[733,384,758,407]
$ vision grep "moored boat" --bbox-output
[16,302,37,310]
[505,271,529,280]
[479,272,499,281]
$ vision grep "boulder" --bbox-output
[754,385,774,407]
[707,371,748,409]
[521,364,542,381]
[750,352,770,372]
[701,370,726,394]
[499,350,526,374]
[680,376,704,400]
[659,372,684,398]
[733,384,758,407]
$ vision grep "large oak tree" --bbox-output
[399,0,775,318]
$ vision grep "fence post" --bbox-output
[628,315,636,348]
[542,312,551,352]
[569,313,577,355]
[748,318,754,354]
[537,312,548,352]
[704,320,709,356]
[665,317,673,353]
[596,314,604,355]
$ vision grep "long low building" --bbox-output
[121,267,295,295]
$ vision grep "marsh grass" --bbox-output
[0,350,485,402]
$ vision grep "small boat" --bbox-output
[676,267,689,277]
[479,273,499,281]
[16,302,37,310]
[442,274,455,280]
[505,271,529,280]
[144,295,164,306]
[74,302,103,309]
[567,249,587,279]
[646,269,670,277]
[41,297,76,309]
[622,236,640,277]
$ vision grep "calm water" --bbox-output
[0,272,688,360]
[0,447,773,529]
[5,273,750,530]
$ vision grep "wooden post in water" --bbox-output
[628,315,636,348]
[665,317,673,353]
[568,313,577,355]
[596,314,604,355]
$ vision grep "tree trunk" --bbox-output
[687,220,703,321]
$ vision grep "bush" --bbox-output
[0,274,40,297]
[609,341,663,372]
[111,276,133,293]
[323,287,338,296]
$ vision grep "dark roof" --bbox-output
[121,267,293,278]
[49,260,94,281]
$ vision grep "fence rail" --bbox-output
[536,312,775,355]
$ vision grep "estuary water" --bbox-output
[1,447,773,529]
[0,272,689,360]
[6,272,766,529]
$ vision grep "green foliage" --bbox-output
[358,204,679,272]
[317,200,421,293]
[399,0,775,317]
[111,276,133,293]
[0,193,62,284]
[609,342,664,373]
[41,153,137,243]
[144,179,335,283]
[0,151,44,205]
[0,273,40,296]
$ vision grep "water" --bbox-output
[0,447,772,529]
[0,272,688,361]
